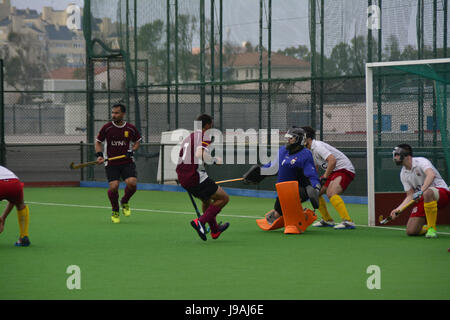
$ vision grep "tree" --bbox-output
[73,67,86,79]
[137,20,166,82]
[137,15,199,83]
[277,44,311,61]
[2,32,46,94]
[51,54,68,70]
[383,35,401,61]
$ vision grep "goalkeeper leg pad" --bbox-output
[256,211,284,231]
[276,181,307,234]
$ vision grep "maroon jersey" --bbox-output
[176,131,212,188]
[96,121,142,166]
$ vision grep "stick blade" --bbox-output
[70,161,96,170]
[379,215,392,225]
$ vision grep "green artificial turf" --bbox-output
[0,187,449,300]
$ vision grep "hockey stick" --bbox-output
[69,155,127,169]
[215,177,244,184]
[187,191,210,233]
[379,199,416,225]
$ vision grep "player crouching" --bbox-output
[390,144,449,238]
[243,127,321,233]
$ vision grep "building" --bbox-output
[0,1,119,69]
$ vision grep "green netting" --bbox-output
[434,80,449,176]
[389,63,449,177]
[80,0,449,188]
[372,61,450,192]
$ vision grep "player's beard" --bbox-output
[394,159,403,166]
[112,118,124,125]
[286,141,302,155]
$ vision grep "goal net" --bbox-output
[365,58,450,226]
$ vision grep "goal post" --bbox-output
[365,58,450,226]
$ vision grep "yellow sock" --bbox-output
[318,196,333,221]
[329,195,352,222]
[423,201,438,230]
[17,205,30,238]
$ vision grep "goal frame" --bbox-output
[365,58,450,226]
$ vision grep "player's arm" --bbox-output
[131,140,141,152]
[390,189,414,219]
[95,140,105,164]
[420,168,436,193]
[301,155,321,209]
[302,156,321,189]
[194,143,222,164]
[323,154,336,179]
[0,201,15,233]
[127,139,141,158]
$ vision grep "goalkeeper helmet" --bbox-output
[285,126,306,153]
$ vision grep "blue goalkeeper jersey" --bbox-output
[262,146,320,187]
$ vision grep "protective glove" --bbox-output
[413,190,423,201]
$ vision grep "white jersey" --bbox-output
[400,157,448,192]
[310,140,355,174]
[0,165,18,180]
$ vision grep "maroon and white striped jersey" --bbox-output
[176,131,212,188]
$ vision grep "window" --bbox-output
[426,116,439,131]
[373,114,392,132]
[400,124,408,132]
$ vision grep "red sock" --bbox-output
[121,185,136,205]
[199,205,221,233]
[108,189,119,212]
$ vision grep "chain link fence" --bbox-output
[0,0,448,197]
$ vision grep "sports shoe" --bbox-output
[312,219,335,227]
[190,218,207,241]
[111,211,120,223]
[211,222,230,240]
[265,210,280,225]
[334,220,355,230]
[15,236,31,247]
[425,227,437,238]
[122,203,131,217]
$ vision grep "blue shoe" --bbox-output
[211,222,230,240]
[15,236,30,247]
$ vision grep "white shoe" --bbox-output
[334,220,355,230]
[312,219,335,227]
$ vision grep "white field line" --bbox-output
[27,201,450,235]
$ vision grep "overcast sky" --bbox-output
[11,0,84,11]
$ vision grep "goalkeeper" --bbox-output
[243,127,321,224]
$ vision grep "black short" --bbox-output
[185,177,218,202]
[105,162,137,182]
